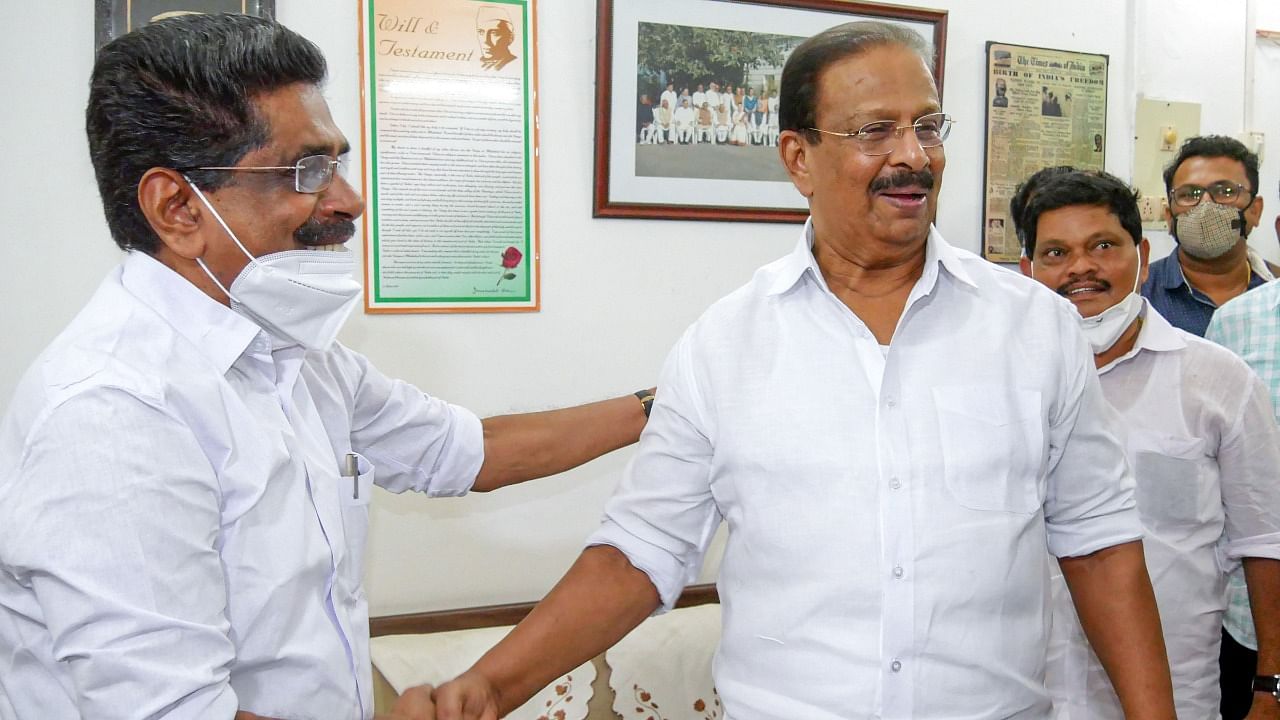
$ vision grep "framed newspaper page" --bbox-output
[359,0,540,313]
[95,0,275,48]
[982,41,1108,263]
[593,0,948,223]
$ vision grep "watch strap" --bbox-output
[634,389,655,418]
[1255,674,1280,700]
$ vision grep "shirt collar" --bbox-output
[120,251,263,374]
[1098,299,1185,374]
[1159,246,1274,290]
[762,219,977,297]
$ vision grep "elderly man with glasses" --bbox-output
[430,21,1175,720]
[0,14,654,720]
[1141,135,1278,337]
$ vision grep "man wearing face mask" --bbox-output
[1142,135,1277,337]
[1017,169,1280,720]
[0,15,652,720]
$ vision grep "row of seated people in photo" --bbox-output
[641,99,781,147]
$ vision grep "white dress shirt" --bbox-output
[1046,301,1280,720]
[588,222,1141,720]
[0,252,484,720]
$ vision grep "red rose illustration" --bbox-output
[497,246,523,287]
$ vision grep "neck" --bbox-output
[812,230,927,297]
[1094,315,1143,370]
[1178,242,1252,302]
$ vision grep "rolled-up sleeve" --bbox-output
[336,347,484,497]
[1043,326,1143,558]
[586,330,722,611]
[1217,371,1280,564]
[1,388,239,719]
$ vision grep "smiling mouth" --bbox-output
[1062,283,1108,297]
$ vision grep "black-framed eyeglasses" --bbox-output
[182,154,348,194]
[806,112,954,156]
[1170,180,1252,208]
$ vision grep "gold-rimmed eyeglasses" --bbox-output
[181,154,348,194]
[806,112,954,156]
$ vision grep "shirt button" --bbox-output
[891,659,903,672]
[889,477,901,490]
[885,397,896,408]
[893,565,904,579]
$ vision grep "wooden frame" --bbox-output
[95,0,275,48]
[371,583,719,637]
[593,0,947,223]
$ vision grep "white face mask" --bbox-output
[186,180,361,351]
[1031,258,1143,354]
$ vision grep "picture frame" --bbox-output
[593,0,947,223]
[980,41,1108,263]
[95,0,276,49]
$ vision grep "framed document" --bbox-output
[359,0,540,313]
[95,0,275,48]
[593,0,947,223]
[981,41,1108,263]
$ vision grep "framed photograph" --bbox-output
[981,41,1108,262]
[594,0,947,223]
[95,0,276,48]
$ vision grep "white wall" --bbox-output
[0,0,1246,616]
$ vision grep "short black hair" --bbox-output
[779,21,933,141]
[1019,170,1142,258]
[1010,165,1075,249]
[1162,134,1259,198]
[86,13,327,253]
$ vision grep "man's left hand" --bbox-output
[1246,692,1280,720]
[376,684,436,720]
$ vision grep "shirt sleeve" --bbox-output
[585,329,722,612]
[0,388,239,719]
[1216,368,1280,564]
[1042,318,1143,558]
[333,346,484,497]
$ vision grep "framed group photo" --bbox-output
[95,0,276,48]
[593,0,947,223]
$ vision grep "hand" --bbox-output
[376,684,436,720]
[1245,692,1280,720]
[432,671,501,720]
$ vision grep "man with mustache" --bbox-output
[431,22,1175,720]
[0,15,651,720]
[1016,168,1280,720]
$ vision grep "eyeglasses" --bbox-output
[182,154,348,194]
[1170,180,1252,207]
[806,112,954,156]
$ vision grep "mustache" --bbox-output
[294,219,356,246]
[1057,275,1110,296]
[869,169,935,194]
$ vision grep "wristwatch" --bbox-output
[1255,674,1280,701]
[634,389,655,418]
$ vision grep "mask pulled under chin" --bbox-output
[228,249,362,351]
[1078,291,1143,353]
[185,177,362,351]
[1173,201,1246,260]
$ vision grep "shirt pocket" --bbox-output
[1128,431,1206,527]
[933,385,1044,514]
[339,452,375,509]
[338,452,375,591]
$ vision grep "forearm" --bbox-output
[474,391,650,491]
[1246,558,1280,674]
[469,545,660,714]
[1058,540,1175,719]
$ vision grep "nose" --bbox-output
[316,172,365,221]
[886,127,930,172]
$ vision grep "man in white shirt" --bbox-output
[659,82,678,122]
[673,97,696,144]
[0,15,650,720]
[433,21,1175,720]
[1016,168,1280,720]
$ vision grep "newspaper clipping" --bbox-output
[982,42,1108,263]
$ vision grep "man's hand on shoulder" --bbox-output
[432,672,501,720]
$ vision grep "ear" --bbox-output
[1138,237,1151,287]
[1018,256,1033,278]
[778,130,815,198]
[1244,194,1264,234]
[138,168,207,260]
[1163,204,1174,232]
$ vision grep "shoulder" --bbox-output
[1215,279,1279,322]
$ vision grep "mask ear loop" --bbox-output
[184,175,258,304]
